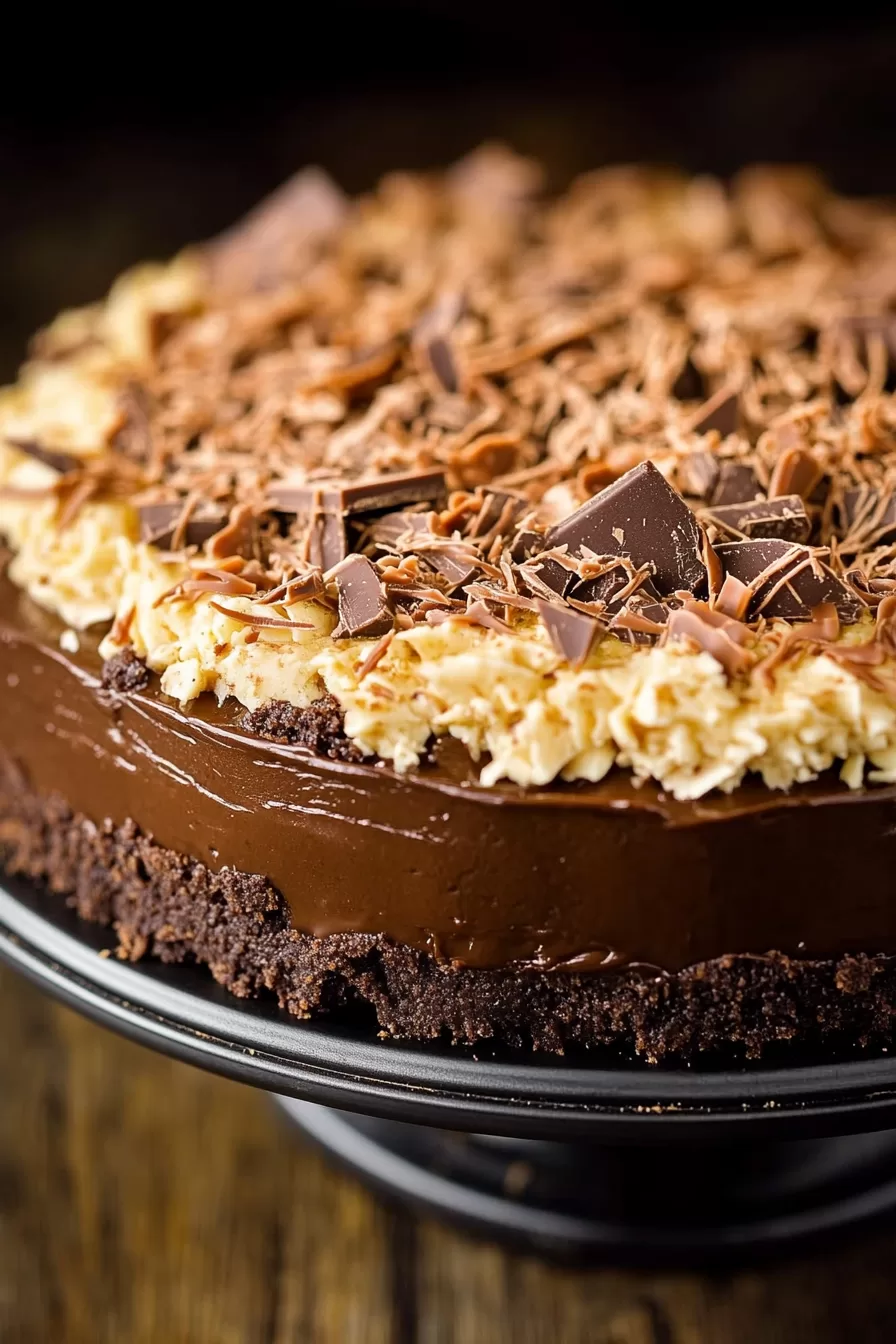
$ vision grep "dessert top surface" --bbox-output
[5,145,896,799]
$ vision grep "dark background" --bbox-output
[1,7,895,377]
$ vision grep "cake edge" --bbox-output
[2,760,895,1063]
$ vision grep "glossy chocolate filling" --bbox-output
[3,579,896,972]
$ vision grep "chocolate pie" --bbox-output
[4,148,896,1061]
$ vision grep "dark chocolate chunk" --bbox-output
[269,469,445,518]
[710,462,763,507]
[138,501,227,550]
[544,461,706,595]
[704,495,810,543]
[331,555,394,638]
[691,390,739,437]
[510,529,545,563]
[536,599,601,667]
[678,449,720,501]
[715,539,863,622]
[6,438,80,475]
[839,487,896,548]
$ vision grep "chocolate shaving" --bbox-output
[664,602,755,677]
[207,601,313,630]
[139,501,226,550]
[5,438,81,475]
[767,447,824,501]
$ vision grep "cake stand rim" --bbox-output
[4,872,896,1141]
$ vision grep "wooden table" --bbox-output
[2,968,895,1342]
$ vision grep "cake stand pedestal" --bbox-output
[4,871,896,1263]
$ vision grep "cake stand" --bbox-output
[4,871,896,1263]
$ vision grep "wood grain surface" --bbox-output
[1,968,895,1342]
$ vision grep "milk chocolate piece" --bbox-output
[710,462,763,507]
[138,501,227,549]
[544,461,705,595]
[704,495,810,542]
[536,599,601,667]
[423,550,481,591]
[715,539,863,622]
[331,555,393,638]
[269,470,446,518]
[306,509,348,571]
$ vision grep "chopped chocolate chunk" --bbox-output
[544,461,705,595]
[536,599,601,667]
[715,539,864,622]
[101,648,150,693]
[6,438,81,475]
[690,389,739,437]
[703,495,810,542]
[307,509,348,571]
[678,450,720,501]
[422,549,481,590]
[839,486,896,548]
[767,447,824,501]
[710,462,763,507]
[510,529,545,563]
[331,555,393,638]
[207,166,348,294]
[368,511,432,549]
[239,694,362,762]
[138,501,227,550]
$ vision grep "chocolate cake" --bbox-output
[5,147,896,1060]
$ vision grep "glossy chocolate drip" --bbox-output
[3,581,896,971]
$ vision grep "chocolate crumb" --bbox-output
[239,694,362,762]
[101,648,150,693]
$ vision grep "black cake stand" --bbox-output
[5,872,896,1263]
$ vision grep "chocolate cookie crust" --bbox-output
[2,761,895,1062]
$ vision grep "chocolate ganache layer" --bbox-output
[5,578,896,983]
